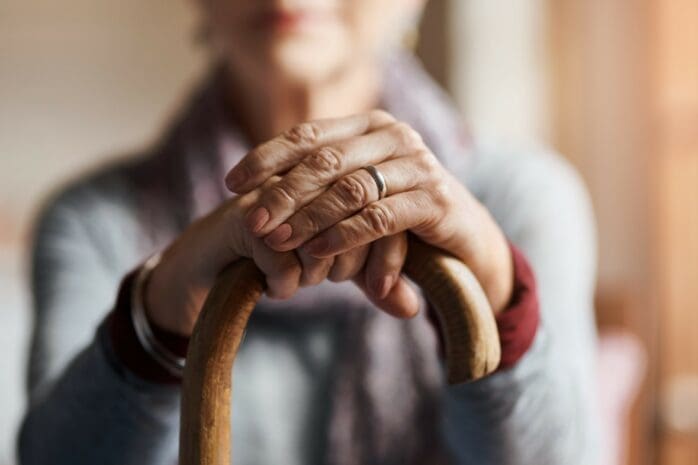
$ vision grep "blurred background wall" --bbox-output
[1,1,696,464]
[0,2,205,463]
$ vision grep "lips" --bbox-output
[253,8,332,33]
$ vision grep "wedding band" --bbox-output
[362,165,388,200]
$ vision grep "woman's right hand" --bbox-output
[143,184,418,337]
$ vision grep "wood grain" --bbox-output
[179,236,501,465]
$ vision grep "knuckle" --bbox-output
[415,149,438,171]
[429,182,452,211]
[393,122,423,149]
[438,183,454,204]
[334,174,369,208]
[283,122,321,146]
[298,209,322,235]
[363,204,393,236]
[308,146,344,172]
[269,183,297,204]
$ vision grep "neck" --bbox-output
[222,59,381,144]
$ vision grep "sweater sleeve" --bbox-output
[442,149,601,465]
[108,269,189,384]
[18,188,180,465]
[494,243,539,370]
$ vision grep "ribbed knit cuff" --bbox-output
[108,269,190,384]
[495,243,540,370]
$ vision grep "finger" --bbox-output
[245,122,426,236]
[249,238,302,299]
[353,271,420,319]
[231,175,281,214]
[296,249,335,287]
[226,110,395,193]
[303,190,437,258]
[328,244,370,282]
[264,153,433,251]
[364,234,408,300]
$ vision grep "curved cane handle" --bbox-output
[179,236,501,465]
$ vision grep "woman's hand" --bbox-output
[143,189,302,336]
[143,182,416,337]
[225,111,514,314]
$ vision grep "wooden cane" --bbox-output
[179,236,501,465]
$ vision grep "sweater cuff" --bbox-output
[108,268,190,384]
[494,243,540,370]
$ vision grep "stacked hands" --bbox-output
[145,110,513,336]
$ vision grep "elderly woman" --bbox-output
[19,1,600,464]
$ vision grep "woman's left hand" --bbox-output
[225,111,514,313]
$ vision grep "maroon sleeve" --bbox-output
[108,269,190,384]
[426,242,540,372]
[495,243,540,370]
[110,243,539,384]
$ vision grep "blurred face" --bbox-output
[197,0,424,85]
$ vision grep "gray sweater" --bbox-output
[19,57,601,465]
[19,142,600,465]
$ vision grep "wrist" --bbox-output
[438,187,514,313]
[108,268,189,384]
[132,254,186,377]
[144,206,245,336]
[473,227,514,313]
[145,249,199,336]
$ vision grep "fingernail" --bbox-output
[247,207,270,234]
[303,237,329,256]
[226,168,247,191]
[376,275,395,299]
[265,223,293,249]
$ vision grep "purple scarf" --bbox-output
[133,51,473,465]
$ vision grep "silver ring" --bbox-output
[362,165,388,200]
